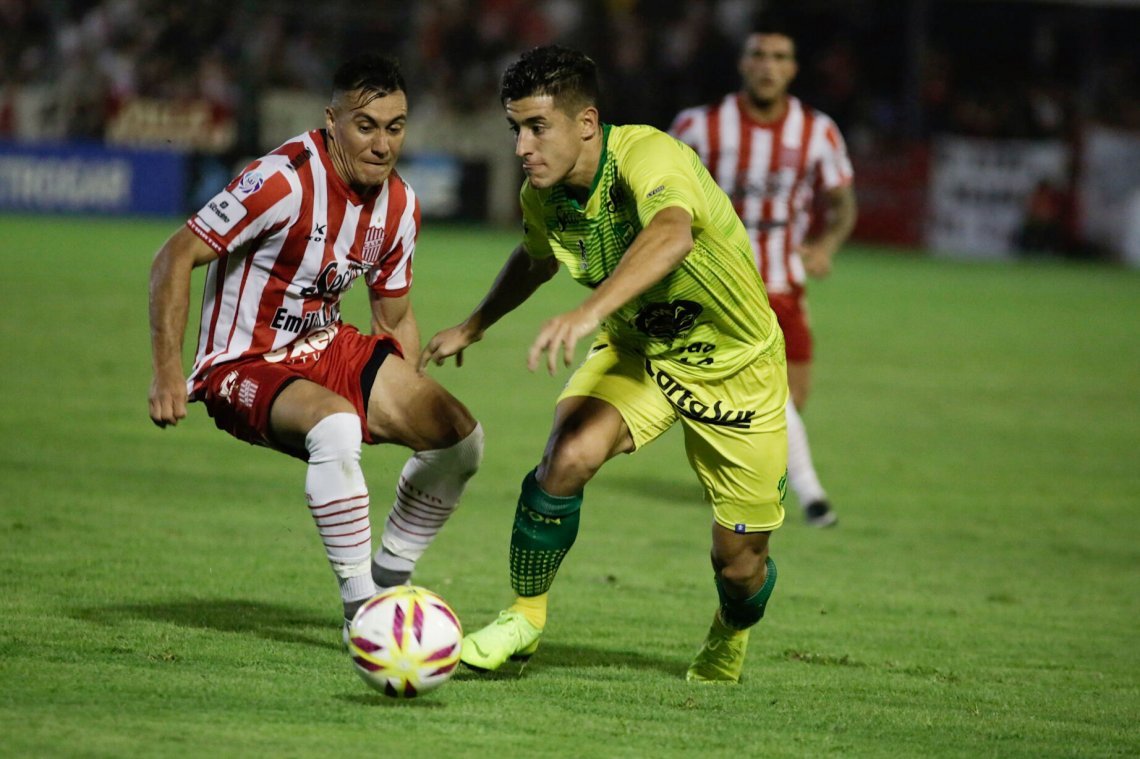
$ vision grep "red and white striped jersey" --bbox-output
[669,94,852,294]
[184,129,420,397]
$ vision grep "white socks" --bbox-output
[304,413,374,613]
[785,399,827,507]
[372,423,484,588]
[305,415,484,617]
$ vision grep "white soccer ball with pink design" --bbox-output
[347,586,463,698]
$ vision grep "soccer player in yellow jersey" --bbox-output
[420,45,789,682]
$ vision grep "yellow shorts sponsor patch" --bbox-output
[559,338,788,532]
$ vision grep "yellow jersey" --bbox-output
[521,123,781,380]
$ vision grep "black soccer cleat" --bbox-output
[804,499,838,528]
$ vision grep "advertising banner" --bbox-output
[851,145,929,247]
[926,136,1069,259]
[0,141,187,215]
[1077,125,1140,267]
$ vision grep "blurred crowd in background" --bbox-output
[4,0,1139,146]
[2,0,1138,262]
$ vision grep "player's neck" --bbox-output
[740,92,790,125]
[563,132,604,202]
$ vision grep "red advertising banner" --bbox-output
[850,144,929,248]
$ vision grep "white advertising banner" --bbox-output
[926,136,1070,259]
[1078,125,1140,267]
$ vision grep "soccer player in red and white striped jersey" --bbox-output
[670,17,857,527]
[148,55,483,640]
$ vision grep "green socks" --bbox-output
[509,469,582,597]
[717,557,777,630]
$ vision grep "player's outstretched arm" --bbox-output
[148,227,219,428]
[419,244,558,371]
[528,206,694,374]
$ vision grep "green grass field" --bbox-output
[1,214,1137,757]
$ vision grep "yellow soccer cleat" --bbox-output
[460,610,543,672]
[686,613,750,683]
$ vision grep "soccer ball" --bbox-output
[346,585,463,698]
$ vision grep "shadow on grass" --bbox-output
[448,640,683,681]
[74,598,339,650]
[335,692,449,708]
[595,473,705,506]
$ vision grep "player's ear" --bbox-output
[324,105,336,135]
[579,106,599,140]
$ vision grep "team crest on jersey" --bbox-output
[634,300,703,340]
[555,204,579,232]
[606,182,626,212]
[361,226,385,264]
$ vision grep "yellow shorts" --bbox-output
[558,339,789,532]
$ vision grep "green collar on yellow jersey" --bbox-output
[567,123,612,211]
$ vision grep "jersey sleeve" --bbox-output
[519,183,554,258]
[667,107,704,153]
[620,129,709,230]
[367,181,420,297]
[186,156,297,256]
[815,116,854,191]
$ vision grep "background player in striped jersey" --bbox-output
[421,45,788,682]
[670,16,857,528]
[148,54,483,640]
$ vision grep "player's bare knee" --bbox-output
[443,419,483,478]
[438,395,478,447]
[716,560,765,598]
[540,435,604,494]
[712,545,768,595]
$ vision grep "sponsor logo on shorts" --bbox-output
[217,369,240,401]
[734,523,746,533]
[645,362,756,429]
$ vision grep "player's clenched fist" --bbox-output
[148,373,188,427]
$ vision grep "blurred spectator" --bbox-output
[1015,178,1071,256]
[0,0,1137,150]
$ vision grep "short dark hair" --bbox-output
[499,45,598,115]
[750,12,798,42]
[332,53,406,103]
